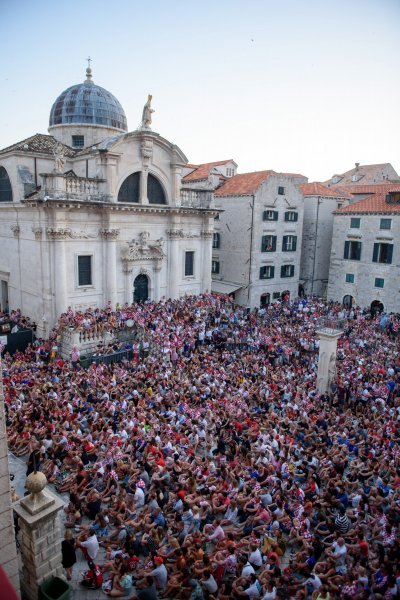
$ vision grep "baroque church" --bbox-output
[0,67,216,335]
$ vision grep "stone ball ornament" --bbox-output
[26,471,47,496]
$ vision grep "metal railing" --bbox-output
[315,317,345,334]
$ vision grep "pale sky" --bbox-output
[0,0,399,182]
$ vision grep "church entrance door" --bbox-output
[133,274,149,303]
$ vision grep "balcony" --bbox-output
[39,172,109,202]
[180,187,214,209]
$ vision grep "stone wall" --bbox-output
[327,213,400,312]
[0,360,20,596]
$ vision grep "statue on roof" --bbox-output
[140,94,154,130]
[53,142,66,173]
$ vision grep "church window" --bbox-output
[185,251,194,277]
[118,172,140,203]
[72,135,84,148]
[0,167,13,202]
[78,255,92,286]
[148,174,166,204]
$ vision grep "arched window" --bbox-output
[118,172,140,203]
[0,167,13,202]
[148,174,166,204]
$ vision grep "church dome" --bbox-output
[49,68,128,132]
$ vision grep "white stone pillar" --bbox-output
[101,229,120,308]
[316,330,342,395]
[0,354,20,597]
[201,230,213,293]
[167,229,181,299]
[140,171,149,204]
[48,229,68,317]
[13,474,64,600]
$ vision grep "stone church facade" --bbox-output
[0,67,215,335]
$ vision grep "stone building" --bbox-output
[0,68,216,335]
[324,162,399,187]
[299,182,349,298]
[211,170,307,307]
[327,187,400,313]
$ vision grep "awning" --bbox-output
[211,280,242,295]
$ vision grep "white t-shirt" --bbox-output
[80,534,99,559]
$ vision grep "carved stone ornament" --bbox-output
[201,230,213,239]
[121,232,165,272]
[11,225,20,238]
[32,226,43,240]
[100,228,120,240]
[47,228,98,240]
[166,228,199,240]
[141,139,153,165]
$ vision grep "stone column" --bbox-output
[100,229,120,308]
[140,171,149,204]
[201,229,213,293]
[13,473,64,600]
[316,328,343,395]
[0,353,20,596]
[166,229,182,299]
[47,229,68,317]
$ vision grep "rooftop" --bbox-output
[0,133,75,157]
[324,162,399,187]
[300,182,349,198]
[183,159,234,182]
[335,188,400,214]
[214,170,274,196]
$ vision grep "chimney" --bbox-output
[355,162,360,170]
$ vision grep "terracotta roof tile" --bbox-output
[300,182,349,198]
[0,133,75,157]
[183,159,234,182]
[334,183,399,196]
[336,188,400,214]
[215,171,275,196]
[324,163,399,186]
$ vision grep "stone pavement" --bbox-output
[9,453,108,600]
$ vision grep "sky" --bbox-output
[0,0,399,182]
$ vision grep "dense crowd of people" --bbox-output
[2,294,400,599]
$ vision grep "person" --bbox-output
[188,578,204,600]
[61,529,76,581]
[77,527,99,561]
[80,560,103,589]
[131,575,158,600]
[105,563,133,597]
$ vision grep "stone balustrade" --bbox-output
[180,187,213,209]
[40,173,108,202]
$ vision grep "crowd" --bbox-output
[2,293,400,599]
